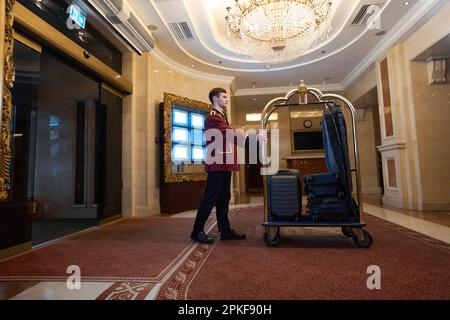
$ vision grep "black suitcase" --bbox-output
[307,196,358,222]
[268,169,301,222]
[304,173,344,196]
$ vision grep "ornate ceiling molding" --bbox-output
[150,0,391,72]
[150,46,234,84]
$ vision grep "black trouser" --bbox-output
[192,171,232,235]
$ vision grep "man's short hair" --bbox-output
[209,87,227,104]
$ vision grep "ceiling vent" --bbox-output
[351,2,385,26]
[169,22,194,40]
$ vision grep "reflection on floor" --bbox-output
[1,192,449,300]
[364,194,450,227]
[32,219,97,246]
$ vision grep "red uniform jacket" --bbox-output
[204,108,243,172]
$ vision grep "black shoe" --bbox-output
[191,231,214,244]
[220,229,246,240]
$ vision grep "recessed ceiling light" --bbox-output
[323,82,326,84]
[375,30,386,36]
[154,70,160,73]
[167,70,173,73]
[252,98,256,101]
[191,64,195,68]
[404,1,409,5]
[290,83,293,86]
[147,24,158,31]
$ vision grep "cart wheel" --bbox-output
[264,226,280,247]
[351,229,373,249]
[341,226,354,237]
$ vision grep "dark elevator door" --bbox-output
[97,87,123,223]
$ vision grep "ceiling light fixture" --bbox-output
[225,0,337,63]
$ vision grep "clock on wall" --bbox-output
[303,119,312,128]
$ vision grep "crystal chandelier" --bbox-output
[225,0,335,64]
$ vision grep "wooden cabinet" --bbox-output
[286,157,327,194]
[160,180,206,214]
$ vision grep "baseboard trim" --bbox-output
[0,242,32,261]
[382,195,404,209]
[97,214,122,226]
[421,202,450,212]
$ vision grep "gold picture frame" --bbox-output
[0,0,15,201]
[162,92,210,183]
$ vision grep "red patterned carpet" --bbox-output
[1,206,449,300]
[0,216,214,282]
[157,207,450,300]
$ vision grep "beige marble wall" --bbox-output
[352,89,382,194]
[375,44,420,210]
[410,60,450,210]
[345,66,377,103]
[374,40,450,211]
[344,67,382,195]
[122,53,232,217]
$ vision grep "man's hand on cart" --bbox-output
[257,129,268,141]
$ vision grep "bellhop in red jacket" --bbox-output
[191,87,247,244]
[204,107,244,172]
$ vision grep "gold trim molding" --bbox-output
[0,0,15,201]
[14,29,41,53]
[163,92,210,183]
[0,241,31,261]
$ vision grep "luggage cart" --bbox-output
[260,81,373,248]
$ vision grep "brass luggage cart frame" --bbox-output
[260,82,373,248]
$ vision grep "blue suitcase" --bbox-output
[267,169,301,222]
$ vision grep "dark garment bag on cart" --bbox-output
[268,169,301,222]
[304,104,358,222]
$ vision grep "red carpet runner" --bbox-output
[1,206,449,299]
[157,206,450,300]
[0,217,212,282]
